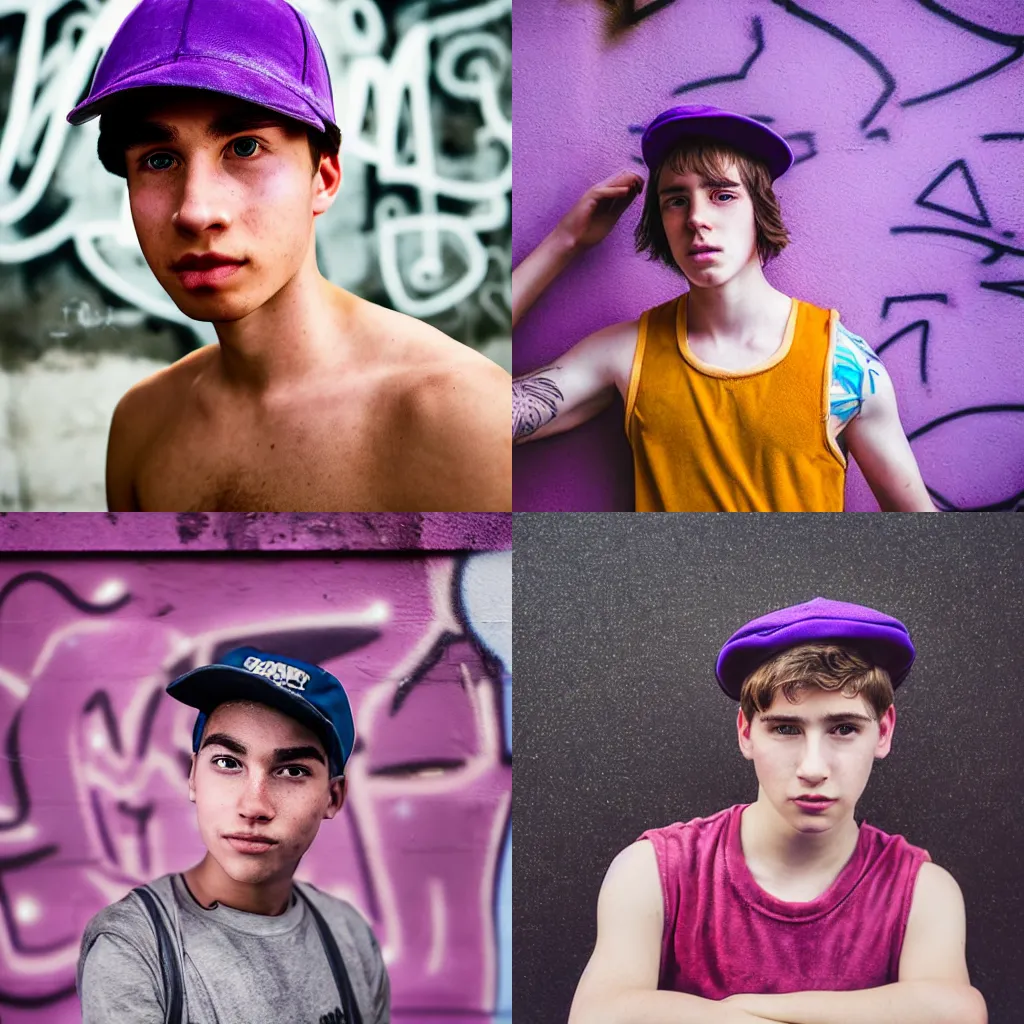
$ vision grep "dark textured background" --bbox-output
[512,513,1024,1024]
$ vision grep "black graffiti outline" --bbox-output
[671,16,764,96]
[785,131,818,166]
[901,0,1024,108]
[915,159,991,228]
[908,404,1024,511]
[769,1,895,136]
[979,279,1024,302]
[877,320,931,385]
[982,132,1024,142]
[881,293,948,319]
[889,226,1024,265]
[0,571,131,618]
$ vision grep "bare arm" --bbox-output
[726,863,986,1024]
[513,320,636,445]
[512,170,643,328]
[105,392,144,512]
[843,362,936,511]
[568,842,766,1024]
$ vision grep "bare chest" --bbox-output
[133,402,396,512]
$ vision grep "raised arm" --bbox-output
[513,319,636,445]
[568,841,767,1024]
[512,170,643,328]
[726,862,986,1024]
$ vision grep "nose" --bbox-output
[796,734,829,787]
[171,157,232,236]
[686,194,713,233]
[237,769,275,822]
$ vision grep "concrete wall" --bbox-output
[0,0,512,510]
[0,512,512,1023]
[512,0,1024,511]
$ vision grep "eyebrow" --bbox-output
[659,177,742,196]
[123,113,289,151]
[200,732,326,765]
[758,712,876,726]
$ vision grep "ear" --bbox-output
[323,775,347,820]
[737,706,755,761]
[188,753,197,803]
[312,152,342,217]
[874,705,897,760]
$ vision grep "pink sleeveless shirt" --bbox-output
[639,804,930,997]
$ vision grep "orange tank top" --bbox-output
[624,294,847,512]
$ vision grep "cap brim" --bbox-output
[168,665,341,765]
[716,620,916,700]
[67,55,329,131]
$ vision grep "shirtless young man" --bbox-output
[568,598,985,1024]
[67,0,510,512]
[512,105,934,512]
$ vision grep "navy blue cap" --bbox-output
[167,646,354,777]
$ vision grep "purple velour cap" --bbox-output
[715,597,916,700]
[67,0,337,135]
[641,104,793,181]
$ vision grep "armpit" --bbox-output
[830,323,883,431]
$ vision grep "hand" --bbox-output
[555,169,645,250]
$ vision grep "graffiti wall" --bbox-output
[0,0,511,510]
[512,0,1024,511]
[0,547,513,1022]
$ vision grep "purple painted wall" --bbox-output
[512,0,1024,511]
[0,547,512,1023]
[0,513,512,552]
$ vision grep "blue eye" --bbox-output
[232,138,260,158]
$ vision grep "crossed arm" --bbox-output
[567,841,986,1024]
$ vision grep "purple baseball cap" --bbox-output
[641,104,793,181]
[168,646,355,778]
[715,597,916,700]
[66,0,337,136]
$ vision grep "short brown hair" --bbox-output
[635,137,790,271]
[96,90,341,178]
[739,643,894,723]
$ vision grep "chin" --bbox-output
[169,292,261,323]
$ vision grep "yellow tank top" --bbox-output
[624,294,846,512]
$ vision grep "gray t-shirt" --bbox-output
[77,873,389,1024]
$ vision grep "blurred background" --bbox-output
[0,0,512,510]
[513,0,1024,511]
[0,511,512,1024]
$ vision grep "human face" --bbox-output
[657,158,758,286]
[124,91,339,323]
[737,688,895,835]
[188,701,344,886]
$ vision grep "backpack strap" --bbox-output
[294,886,365,1024]
[133,885,185,1024]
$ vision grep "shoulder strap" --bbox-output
[133,885,185,1024]
[294,886,365,1024]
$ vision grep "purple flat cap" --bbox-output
[715,597,915,700]
[641,104,793,181]
[67,0,337,135]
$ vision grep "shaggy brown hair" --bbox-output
[739,643,894,723]
[96,89,341,179]
[635,137,790,271]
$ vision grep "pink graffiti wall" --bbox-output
[512,0,1024,511]
[0,546,512,1023]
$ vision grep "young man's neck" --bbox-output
[740,793,860,893]
[211,242,355,393]
[684,258,791,346]
[183,853,295,916]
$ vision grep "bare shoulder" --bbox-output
[111,346,212,431]
[600,840,661,908]
[909,861,965,914]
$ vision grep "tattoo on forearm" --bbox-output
[513,370,564,440]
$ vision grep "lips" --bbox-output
[172,254,247,291]
[793,795,838,814]
[223,833,277,854]
[688,246,721,255]
[172,252,246,272]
